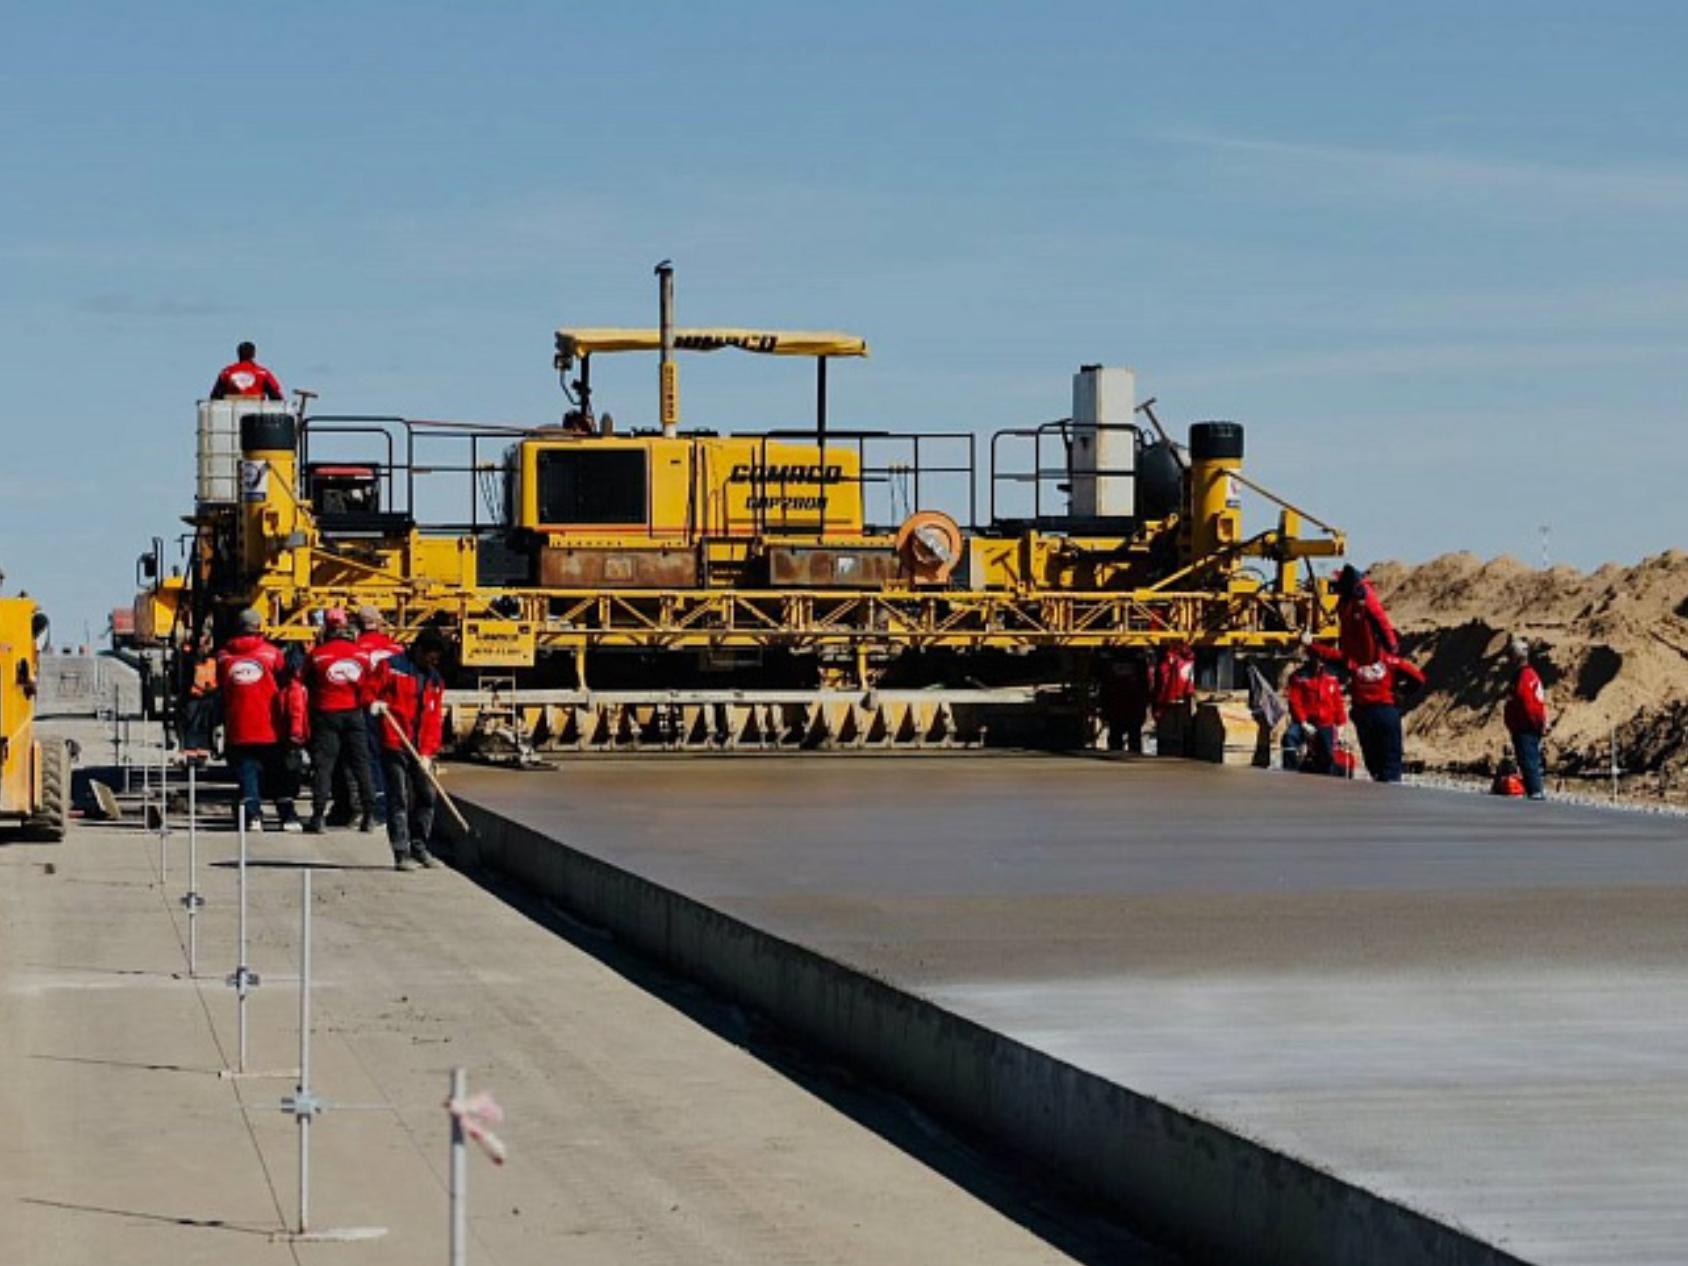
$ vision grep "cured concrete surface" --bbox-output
[452,753,1688,1265]
[1,737,1153,1264]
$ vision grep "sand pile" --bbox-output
[1366,551,1688,792]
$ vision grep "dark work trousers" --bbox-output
[381,748,438,857]
[227,744,299,826]
[365,712,389,805]
[182,693,218,754]
[1295,723,1340,776]
[311,709,375,824]
[1512,730,1546,798]
[1352,704,1404,783]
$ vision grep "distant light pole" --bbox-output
[1538,524,1551,570]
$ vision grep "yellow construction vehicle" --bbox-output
[0,595,69,840]
[144,267,1344,752]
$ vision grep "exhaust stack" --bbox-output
[656,260,677,437]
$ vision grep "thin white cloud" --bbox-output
[1167,337,1682,386]
[1165,130,1688,213]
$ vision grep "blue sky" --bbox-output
[4,2,1686,637]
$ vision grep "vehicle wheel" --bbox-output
[25,740,68,842]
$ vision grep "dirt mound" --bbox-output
[1368,552,1688,793]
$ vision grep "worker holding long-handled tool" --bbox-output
[368,628,451,872]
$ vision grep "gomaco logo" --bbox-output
[228,659,265,686]
[324,660,364,685]
[728,463,844,485]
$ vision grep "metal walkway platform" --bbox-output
[453,754,1688,1266]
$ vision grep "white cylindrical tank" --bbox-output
[1070,366,1137,520]
[197,399,288,504]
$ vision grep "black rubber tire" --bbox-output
[25,740,68,842]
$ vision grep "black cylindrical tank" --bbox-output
[1188,420,1244,461]
[1136,439,1185,520]
[240,412,297,453]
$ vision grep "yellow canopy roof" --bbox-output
[556,327,868,364]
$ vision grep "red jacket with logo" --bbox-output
[306,637,375,712]
[1310,641,1426,708]
[1337,578,1399,666]
[1286,665,1348,729]
[372,654,446,758]
[356,630,404,671]
[1503,665,1548,736]
[1152,643,1196,715]
[216,634,288,746]
[210,359,284,400]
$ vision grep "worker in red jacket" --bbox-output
[209,341,284,401]
[1152,642,1195,716]
[368,628,447,871]
[1151,641,1197,756]
[1503,637,1549,800]
[304,608,377,833]
[1332,564,1399,666]
[1282,648,1348,774]
[353,605,404,810]
[1308,637,1425,783]
[215,608,303,832]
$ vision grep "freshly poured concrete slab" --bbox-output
[453,755,1688,1265]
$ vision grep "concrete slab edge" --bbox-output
[456,801,1528,1266]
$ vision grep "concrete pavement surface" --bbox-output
[1,741,1158,1263]
[451,752,1688,1265]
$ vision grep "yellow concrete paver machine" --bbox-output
[155,266,1345,753]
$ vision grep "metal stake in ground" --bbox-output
[157,741,171,885]
[275,867,386,1244]
[223,804,261,1075]
[446,1069,507,1266]
[182,760,205,974]
[291,866,319,1234]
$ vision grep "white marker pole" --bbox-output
[296,866,315,1235]
[234,803,254,1072]
[158,744,170,885]
[183,762,203,974]
[450,1067,468,1266]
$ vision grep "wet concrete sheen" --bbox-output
[455,754,1688,1265]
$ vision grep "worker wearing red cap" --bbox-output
[209,341,284,401]
[216,608,303,832]
[1283,646,1347,774]
[1503,637,1549,800]
[303,607,376,833]
[1306,636,1425,783]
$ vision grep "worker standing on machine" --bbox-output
[368,628,447,872]
[353,605,403,816]
[209,341,284,401]
[1503,636,1549,800]
[1306,637,1424,783]
[216,609,303,833]
[304,607,376,834]
[1282,646,1347,774]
